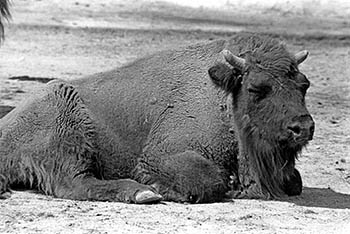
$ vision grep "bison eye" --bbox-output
[247,84,271,100]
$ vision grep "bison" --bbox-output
[0,32,314,203]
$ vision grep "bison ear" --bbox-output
[208,63,242,93]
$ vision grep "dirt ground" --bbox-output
[0,0,349,233]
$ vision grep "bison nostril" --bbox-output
[288,125,301,136]
[287,117,314,141]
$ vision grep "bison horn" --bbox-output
[295,50,309,65]
[222,49,246,71]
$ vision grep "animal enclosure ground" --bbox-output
[0,0,349,233]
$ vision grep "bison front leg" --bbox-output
[134,150,228,203]
[54,176,162,203]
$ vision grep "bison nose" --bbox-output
[287,116,315,141]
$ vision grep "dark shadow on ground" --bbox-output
[0,105,14,119]
[9,75,56,83]
[281,187,350,209]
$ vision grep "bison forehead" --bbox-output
[227,33,297,76]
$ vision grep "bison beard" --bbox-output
[238,124,301,198]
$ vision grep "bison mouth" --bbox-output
[278,126,314,152]
[279,136,307,154]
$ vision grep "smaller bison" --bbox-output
[0,33,314,203]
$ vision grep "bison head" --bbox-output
[209,35,314,198]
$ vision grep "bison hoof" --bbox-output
[135,190,163,204]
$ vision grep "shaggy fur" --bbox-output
[212,33,314,198]
[0,33,313,203]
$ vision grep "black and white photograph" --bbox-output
[0,0,349,233]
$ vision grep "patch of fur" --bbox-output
[242,123,300,197]
[0,82,100,196]
[134,151,227,203]
[228,33,298,76]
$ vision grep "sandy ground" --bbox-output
[0,0,349,233]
